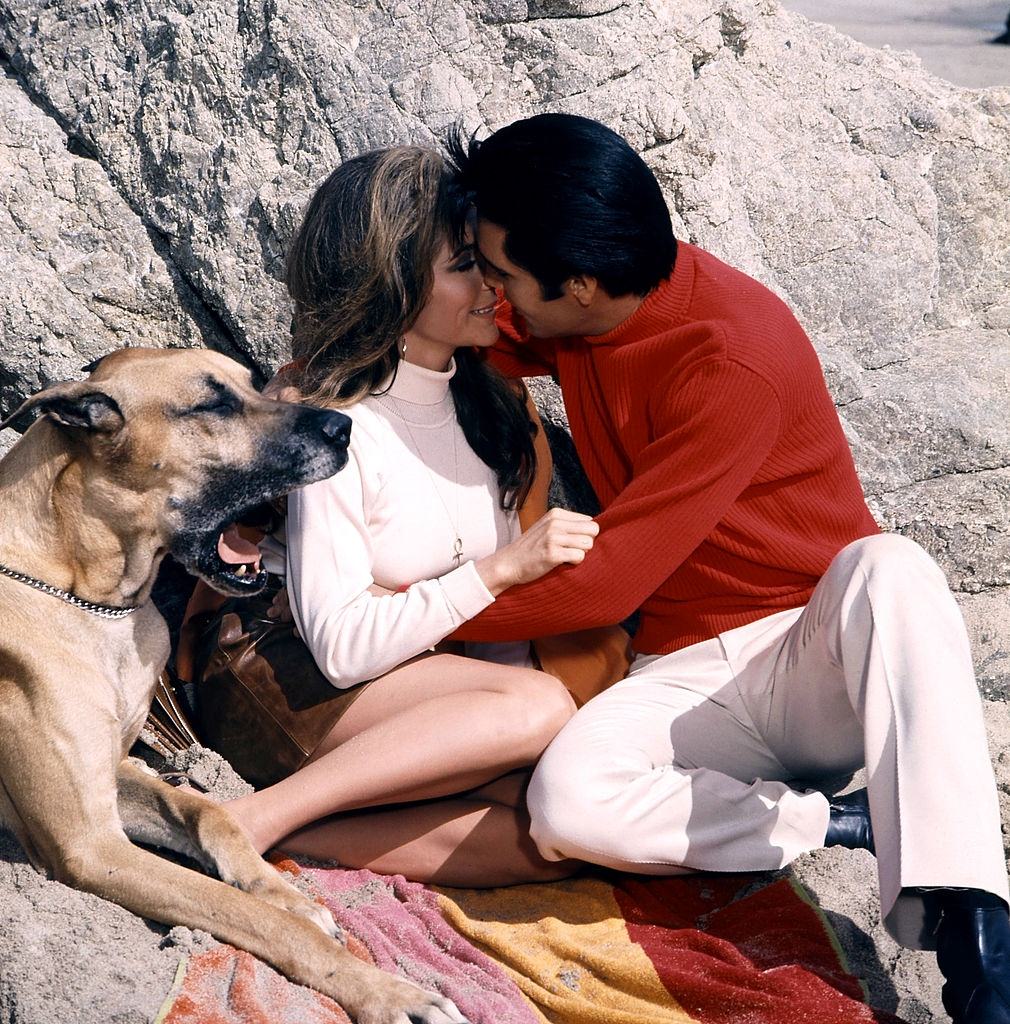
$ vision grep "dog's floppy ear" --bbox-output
[0,380,125,434]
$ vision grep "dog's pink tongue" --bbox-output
[217,526,262,567]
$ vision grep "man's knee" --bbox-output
[526,747,620,861]
[527,749,685,865]
[837,533,948,594]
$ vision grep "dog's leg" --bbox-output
[116,760,340,938]
[1,749,465,1024]
[70,830,465,1024]
[0,774,48,870]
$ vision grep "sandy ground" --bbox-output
[779,0,1010,88]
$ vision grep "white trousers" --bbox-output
[527,535,1009,949]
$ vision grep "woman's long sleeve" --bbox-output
[285,425,495,687]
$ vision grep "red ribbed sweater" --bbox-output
[454,241,880,655]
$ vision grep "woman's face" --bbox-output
[402,233,499,370]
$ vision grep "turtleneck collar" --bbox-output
[385,356,456,405]
[583,240,697,346]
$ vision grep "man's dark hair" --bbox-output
[445,113,676,300]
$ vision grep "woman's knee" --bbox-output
[496,669,577,758]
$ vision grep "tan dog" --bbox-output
[0,347,466,1024]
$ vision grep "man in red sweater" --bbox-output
[447,114,1010,1023]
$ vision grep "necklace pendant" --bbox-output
[452,537,463,568]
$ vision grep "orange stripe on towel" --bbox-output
[436,877,696,1024]
[160,945,353,1024]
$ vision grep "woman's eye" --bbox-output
[453,258,477,273]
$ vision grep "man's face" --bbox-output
[475,219,588,339]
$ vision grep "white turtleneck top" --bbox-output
[260,358,531,688]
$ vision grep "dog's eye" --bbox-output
[189,394,242,417]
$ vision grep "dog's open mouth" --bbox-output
[218,525,265,583]
[194,523,268,594]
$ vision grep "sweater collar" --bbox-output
[583,240,697,346]
[385,356,456,405]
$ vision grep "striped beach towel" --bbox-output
[158,860,903,1024]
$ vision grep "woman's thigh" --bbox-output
[309,653,571,758]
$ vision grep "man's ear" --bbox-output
[0,380,125,434]
[566,275,598,308]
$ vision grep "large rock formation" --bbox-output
[0,2,1007,1021]
[0,68,209,455]
[0,0,1006,681]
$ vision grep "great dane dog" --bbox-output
[0,347,466,1024]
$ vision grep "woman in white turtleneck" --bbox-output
[221,147,600,885]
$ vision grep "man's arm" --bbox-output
[452,359,782,640]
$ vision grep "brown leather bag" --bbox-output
[191,577,370,789]
[518,389,633,707]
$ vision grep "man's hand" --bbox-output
[263,380,302,403]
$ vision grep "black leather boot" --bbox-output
[934,889,1010,1023]
[824,788,875,854]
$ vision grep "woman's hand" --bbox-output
[475,508,599,596]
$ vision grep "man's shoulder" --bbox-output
[657,244,820,400]
[681,243,795,323]
[681,245,810,357]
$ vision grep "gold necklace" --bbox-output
[377,396,465,569]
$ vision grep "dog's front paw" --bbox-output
[296,897,345,943]
[248,875,344,940]
[355,977,469,1024]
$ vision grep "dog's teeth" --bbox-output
[236,564,248,576]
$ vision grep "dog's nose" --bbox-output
[320,410,351,448]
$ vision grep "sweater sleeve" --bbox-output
[285,424,495,687]
[451,359,781,640]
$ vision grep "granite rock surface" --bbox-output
[0,0,1006,648]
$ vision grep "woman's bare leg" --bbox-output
[224,654,576,857]
[280,772,578,886]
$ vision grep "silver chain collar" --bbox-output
[0,561,139,620]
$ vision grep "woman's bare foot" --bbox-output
[221,793,277,855]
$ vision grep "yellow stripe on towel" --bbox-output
[436,878,697,1024]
